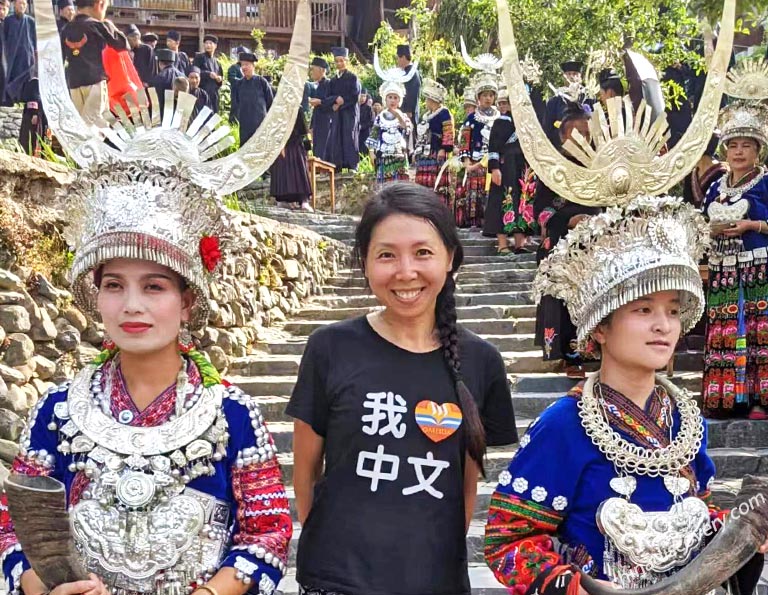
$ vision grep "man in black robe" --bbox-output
[3,0,36,106]
[325,46,361,171]
[229,52,273,145]
[227,46,246,87]
[149,48,183,118]
[56,0,75,32]
[188,66,211,118]
[358,87,373,155]
[166,30,190,75]
[193,34,223,114]
[307,56,332,161]
[126,24,154,86]
[397,44,420,155]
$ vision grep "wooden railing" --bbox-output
[208,0,343,33]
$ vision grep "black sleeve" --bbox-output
[96,20,128,50]
[480,346,518,446]
[487,118,505,172]
[286,330,330,437]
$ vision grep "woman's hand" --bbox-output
[721,220,759,237]
[491,169,502,186]
[758,537,768,554]
[51,574,109,595]
[568,214,590,229]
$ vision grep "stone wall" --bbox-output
[0,107,22,142]
[0,150,349,466]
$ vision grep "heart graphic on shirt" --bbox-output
[414,400,463,442]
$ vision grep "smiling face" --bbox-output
[593,290,682,374]
[725,137,760,176]
[96,259,194,356]
[364,214,454,323]
[188,71,200,88]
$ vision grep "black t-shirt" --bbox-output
[286,316,517,595]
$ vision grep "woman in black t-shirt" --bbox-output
[287,182,518,595]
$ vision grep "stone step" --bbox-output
[463,254,536,265]
[313,291,534,307]
[294,304,537,322]
[463,245,505,256]
[325,269,537,288]
[320,282,532,297]
[281,318,536,338]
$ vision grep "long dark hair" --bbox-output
[354,182,486,473]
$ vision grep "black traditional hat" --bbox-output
[141,32,158,43]
[203,34,218,43]
[560,59,583,73]
[189,66,201,75]
[155,48,177,63]
[396,44,411,59]
[331,47,349,58]
[238,52,257,63]
[125,24,140,36]
[57,0,74,8]
[166,30,181,42]
[311,56,328,69]
[598,68,621,83]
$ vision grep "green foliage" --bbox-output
[357,153,376,175]
[433,0,713,96]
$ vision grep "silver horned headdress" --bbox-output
[34,0,311,195]
[64,163,231,330]
[533,197,710,350]
[374,49,418,101]
[494,0,734,347]
[494,0,735,206]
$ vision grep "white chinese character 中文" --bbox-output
[361,391,407,438]
[402,451,450,499]
[356,444,400,491]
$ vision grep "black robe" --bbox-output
[3,13,36,105]
[0,18,6,106]
[483,113,524,236]
[325,69,361,170]
[150,64,184,118]
[358,99,373,155]
[270,110,312,203]
[131,43,155,85]
[190,86,211,118]
[192,52,223,114]
[174,51,191,76]
[309,76,333,161]
[402,62,421,143]
[230,75,274,145]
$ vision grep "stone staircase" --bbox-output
[237,207,765,594]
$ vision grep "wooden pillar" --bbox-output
[340,0,346,48]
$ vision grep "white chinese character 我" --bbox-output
[356,444,400,491]
[402,451,450,499]
[361,391,407,438]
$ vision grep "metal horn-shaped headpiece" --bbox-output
[34,0,311,195]
[724,58,768,101]
[495,0,735,206]
[373,49,419,84]
[460,36,503,73]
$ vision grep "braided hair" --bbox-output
[354,182,487,473]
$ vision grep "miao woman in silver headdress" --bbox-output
[702,98,768,419]
[0,166,293,595]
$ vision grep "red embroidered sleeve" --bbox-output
[485,492,568,595]
[230,449,292,565]
[459,123,472,159]
[441,117,455,152]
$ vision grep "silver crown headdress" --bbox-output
[65,164,231,330]
[463,86,478,106]
[460,36,503,73]
[423,78,447,103]
[473,71,500,97]
[719,59,768,149]
[494,0,735,348]
[374,49,418,101]
[34,1,311,327]
[533,197,710,350]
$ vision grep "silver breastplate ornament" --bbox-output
[378,112,407,156]
[578,375,710,589]
[56,366,232,595]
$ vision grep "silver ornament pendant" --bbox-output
[663,475,691,497]
[610,476,637,497]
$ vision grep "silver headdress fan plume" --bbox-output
[494,0,735,207]
[460,36,503,73]
[373,49,419,99]
[33,0,311,195]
